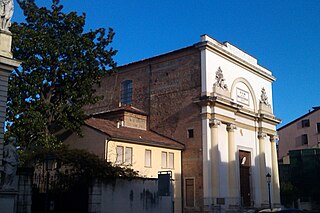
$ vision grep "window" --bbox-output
[302,119,310,128]
[302,134,308,145]
[161,152,174,169]
[185,178,195,207]
[116,146,132,165]
[120,80,132,106]
[161,152,167,168]
[125,147,133,165]
[317,122,320,134]
[168,153,174,169]
[145,149,152,167]
[116,146,124,164]
[187,129,194,138]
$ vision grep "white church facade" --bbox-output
[198,35,281,210]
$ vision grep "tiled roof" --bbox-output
[85,117,184,150]
[277,106,320,131]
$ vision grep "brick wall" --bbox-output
[86,47,204,211]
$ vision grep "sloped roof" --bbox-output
[92,105,148,117]
[277,106,320,131]
[85,117,184,150]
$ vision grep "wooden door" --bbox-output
[239,150,251,207]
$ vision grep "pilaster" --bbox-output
[258,132,268,206]
[270,135,281,207]
[226,124,237,198]
[209,118,220,198]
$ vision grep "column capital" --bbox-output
[226,123,237,132]
[269,135,278,143]
[258,132,267,139]
[209,119,221,128]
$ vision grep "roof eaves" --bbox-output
[84,122,112,139]
[118,45,197,69]
[277,107,320,131]
[110,136,184,150]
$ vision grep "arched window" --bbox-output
[120,80,132,106]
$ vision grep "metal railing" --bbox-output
[203,197,243,213]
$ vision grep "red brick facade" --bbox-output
[86,46,204,212]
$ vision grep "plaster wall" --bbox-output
[63,126,106,159]
[278,109,320,159]
[106,140,182,212]
[91,179,173,213]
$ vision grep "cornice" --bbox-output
[258,113,281,125]
[194,41,275,82]
[197,94,281,127]
[0,56,21,71]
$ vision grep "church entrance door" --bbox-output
[239,150,251,207]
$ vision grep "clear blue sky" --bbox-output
[12,0,320,128]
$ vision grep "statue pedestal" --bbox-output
[0,190,18,213]
[212,86,231,99]
[259,102,272,115]
[0,30,21,181]
[0,30,13,58]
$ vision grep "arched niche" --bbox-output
[230,78,257,112]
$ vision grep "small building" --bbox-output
[278,106,320,161]
[65,106,184,212]
[278,107,320,211]
[85,34,281,212]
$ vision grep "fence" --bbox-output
[203,197,243,213]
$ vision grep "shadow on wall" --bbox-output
[198,146,276,212]
[91,178,173,213]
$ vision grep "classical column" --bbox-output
[209,118,220,198]
[258,132,268,205]
[270,135,281,206]
[227,124,237,198]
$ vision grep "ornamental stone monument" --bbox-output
[0,0,21,212]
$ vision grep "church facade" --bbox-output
[85,34,281,212]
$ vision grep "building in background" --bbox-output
[65,106,184,212]
[278,106,320,162]
[278,107,320,211]
[84,34,281,212]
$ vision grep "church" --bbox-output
[84,34,281,212]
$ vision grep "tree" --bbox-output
[6,0,117,150]
[27,146,138,191]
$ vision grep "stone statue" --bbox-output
[0,0,14,31]
[260,87,270,106]
[2,137,18,190]
[214,67,228,90]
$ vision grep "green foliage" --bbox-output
[25,146,138,191]
[6,0,117,149]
